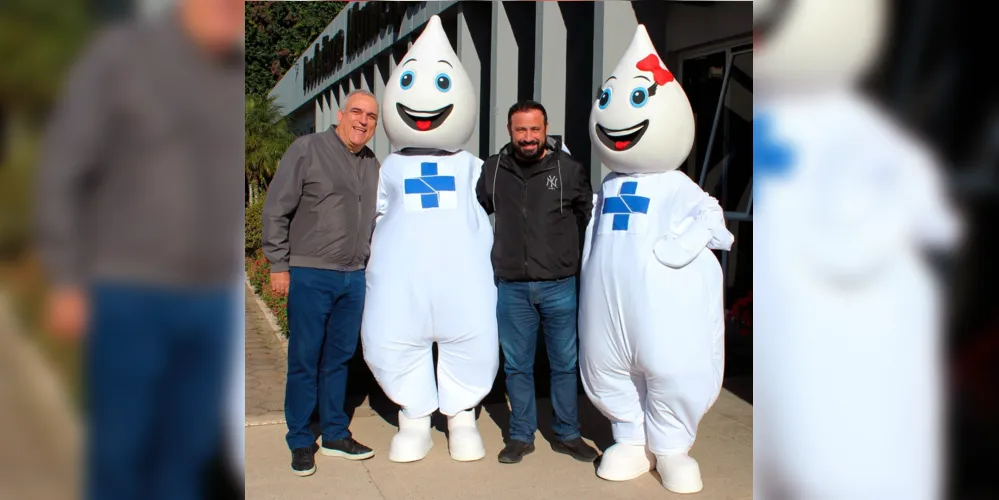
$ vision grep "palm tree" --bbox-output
[245,94,295,205]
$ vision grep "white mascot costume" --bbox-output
[754,1,960,499]
[361,15,499,464]
[578,25,734,494]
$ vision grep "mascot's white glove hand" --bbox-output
[653,224,713,268]
[653,209,733,268]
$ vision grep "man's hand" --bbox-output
[45,286,88,341]
[270,272,290,296]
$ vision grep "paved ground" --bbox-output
[244,286,753,500]
[245,284,289,426]
[0,292,81,500]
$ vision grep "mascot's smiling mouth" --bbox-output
[397,103,454,132]
[596,120,650,151]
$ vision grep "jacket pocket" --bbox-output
[309,196,351,259]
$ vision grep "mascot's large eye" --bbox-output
[400,70,415,90]
[630,87,649,108]
[598,88,611,109]
[435,73,451,92]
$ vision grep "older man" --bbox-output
[35,0,245,498]
[262,89,381,477]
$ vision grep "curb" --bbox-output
[246,416,287,427]
[244,278,288,354]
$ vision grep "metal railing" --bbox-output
[693,47,753,286]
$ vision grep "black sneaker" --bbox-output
[497,440,535,464]
[552,437,599,462]
[321,437,375,460]
[291,447,317,476]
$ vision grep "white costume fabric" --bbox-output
[578,25,733,494]
[754,91,955,500]
[360,15,498,463]
[754,2,960,499]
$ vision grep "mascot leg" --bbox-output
[432,281,499,462]
[361,319,437,463]
[434,319,499,462]
[644,365,721,494]
[580,356,655,481]
[641,283,725,494]
[437,313,499,462]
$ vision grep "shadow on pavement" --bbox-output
[332,330,751,450]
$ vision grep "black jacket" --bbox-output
[476,136,593,282]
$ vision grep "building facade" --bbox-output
[269,0,753,304]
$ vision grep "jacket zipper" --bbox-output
[522,166,529,275]
[350,164,363,268]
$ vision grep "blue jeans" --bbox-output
[86,282,235,500]
[285,267,365,450]
[497,276,582,443]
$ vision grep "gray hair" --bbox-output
[341,89,376,111]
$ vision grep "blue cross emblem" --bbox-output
[754,112,795,178]
[602,181,650,231]
[403,162,456,209]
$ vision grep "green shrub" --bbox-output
[245,195,266,256]
[245,249,289,337]
[0,126,38,260]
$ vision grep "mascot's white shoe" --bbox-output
[656,453,703,494]
[596,443,656,481]
[446,409,486,461]
[388,410,433,463]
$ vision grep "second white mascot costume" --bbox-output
[361,15,499,463]
[754,1,960,498]
[579,25,734,494]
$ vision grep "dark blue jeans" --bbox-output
[497,276,581,444]
[86,282,235,500]
[285,267,365,450]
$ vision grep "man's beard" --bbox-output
[513,141,543,160]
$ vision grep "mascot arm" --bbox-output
[470,155,492,218]
[653,189,733,269]
[374,169,389,225]
[580,193,600,270]
[913,153,962,250]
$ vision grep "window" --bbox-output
[679,42,753,303]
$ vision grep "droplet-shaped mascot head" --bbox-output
[754,0,888,93]
[382,15,477,151]
[589,25,694,174]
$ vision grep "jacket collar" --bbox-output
[326,126,374,158]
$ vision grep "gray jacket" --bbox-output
[262,130,380,273]
[34,15,244,288]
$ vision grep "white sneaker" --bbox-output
[596,443,656,481]
[388,410,433,463]
[656,453,703,494]
[446,409,486,461]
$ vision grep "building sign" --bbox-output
[347,1,410,61]
[303,31,345,93]
[302,1,412,93]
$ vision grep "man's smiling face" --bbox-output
[589,26,695,174]
[381,15,477,151]
[336,93,378,151]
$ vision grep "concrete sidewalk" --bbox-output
[244,284,752,499]
[247,392,751,500]
[0,291,81,500]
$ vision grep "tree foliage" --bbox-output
[245,1,346,98]
[245,94,295,202]
[0,0,91,118]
